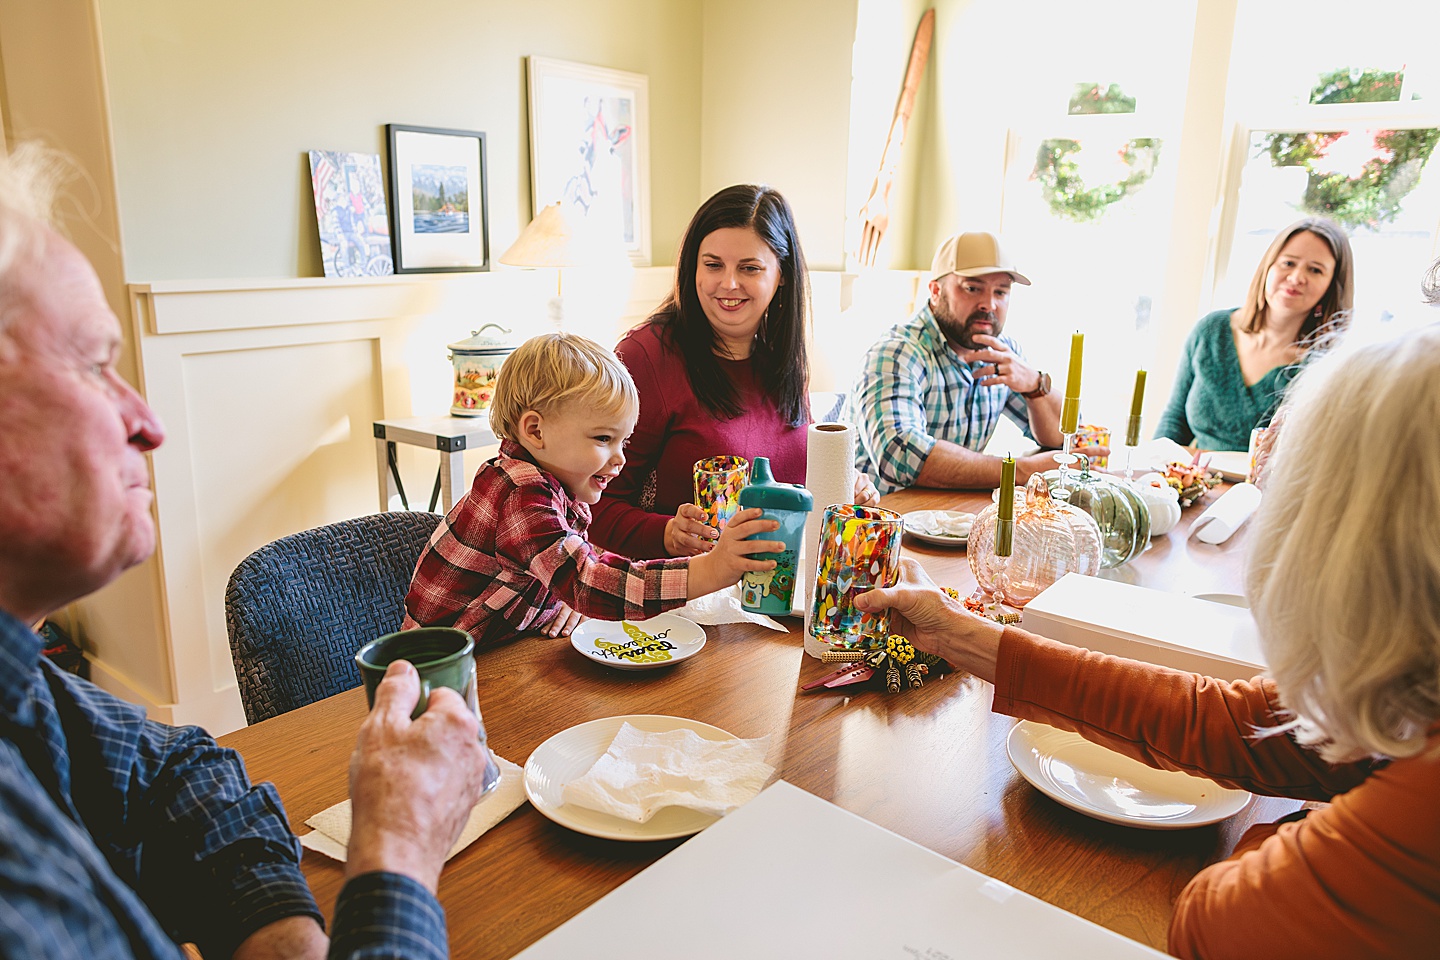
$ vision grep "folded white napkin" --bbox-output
[675,583,787,632]
[561,722,775,823]
[299,754,526,862]
[1189,482,1263,544]
[911,510,974,537]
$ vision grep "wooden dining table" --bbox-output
[218,483,1294,959]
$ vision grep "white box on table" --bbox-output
[515,779,1167,959]
[1020,573,1266,682]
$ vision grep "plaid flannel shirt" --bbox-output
[405,439,691,646]
[846,302,1034,493]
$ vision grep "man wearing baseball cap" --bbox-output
[845,231,1105,492]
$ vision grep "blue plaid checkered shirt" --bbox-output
[846,302,1035,492]
[0,608,448,960]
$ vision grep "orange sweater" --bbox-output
[992,627,1440,960]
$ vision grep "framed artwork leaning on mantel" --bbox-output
[385,124,491,273]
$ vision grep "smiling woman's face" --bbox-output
[1264,230,1336,324]
[693,226,782,359]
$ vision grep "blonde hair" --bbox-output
[488,332,638,440]
[0,143,68,333]
[1247,322,1440,763]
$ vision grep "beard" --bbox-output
[933,295,1003,350]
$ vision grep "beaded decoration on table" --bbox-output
[801,587,1020,694]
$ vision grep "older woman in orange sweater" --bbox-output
[857,290,1440,958]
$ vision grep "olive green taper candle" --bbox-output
[1060,332,1084,435]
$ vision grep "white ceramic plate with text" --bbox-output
[569,613,705,671]
[524,714,738,841]
[1006,720,1252,829]
[902,510,973,547]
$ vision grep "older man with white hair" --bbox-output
[0,143,488,959]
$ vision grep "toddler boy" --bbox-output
[404,332,781,648]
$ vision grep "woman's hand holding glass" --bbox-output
[855,559,1002,684]
[665,502,718,557]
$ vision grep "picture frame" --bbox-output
[526,56,651,266]
[385,124,490,273]
[307,150,393,278]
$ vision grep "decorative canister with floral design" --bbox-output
[448,323,516,417]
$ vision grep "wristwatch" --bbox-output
[1021,370,1051,399]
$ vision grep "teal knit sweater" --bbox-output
[1155,309,1297,451]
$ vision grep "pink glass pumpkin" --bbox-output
[968,473,1103,608]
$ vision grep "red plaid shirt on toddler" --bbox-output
[403,439,690,648]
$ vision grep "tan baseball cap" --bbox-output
[930,231,1031,285]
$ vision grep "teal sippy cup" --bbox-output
[737,457,813,614]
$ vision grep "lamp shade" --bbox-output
[500,201,628,269]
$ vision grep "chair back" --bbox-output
[225,511,442,724]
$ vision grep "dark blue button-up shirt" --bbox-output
[0,608,448,959]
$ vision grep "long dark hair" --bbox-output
[1235,217,1354,346]
[650,184,810,426]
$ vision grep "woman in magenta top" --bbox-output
[589,184,876,559]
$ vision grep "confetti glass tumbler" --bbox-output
[694,456,750,532]
[808,504,904,651]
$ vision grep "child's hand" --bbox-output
[534,602,585,637]
[686,507,785,599]
[664,502,717,557]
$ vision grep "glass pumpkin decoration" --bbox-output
[969,473,1103,608]
[1044,457,1151,568]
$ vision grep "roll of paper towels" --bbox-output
[1189,482,1262,545]
[803,422,857,657]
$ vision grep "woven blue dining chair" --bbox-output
[225,511,442,724]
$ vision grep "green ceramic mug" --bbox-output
[354,626,501,795]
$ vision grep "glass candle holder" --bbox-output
[693,455,750,532]
[808,504,904,651]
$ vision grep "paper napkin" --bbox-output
[562,722,775,823]
[299,754,526,863]
[1189,482,1262,545]
[675,584,787,632]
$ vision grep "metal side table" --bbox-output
[373,415,497,514]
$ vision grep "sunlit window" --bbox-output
[1216,0,1440,332]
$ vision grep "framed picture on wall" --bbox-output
[385,124,490,273]
[526,56,651,265]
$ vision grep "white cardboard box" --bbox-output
[1021,573,1266,682]
[515,780,1167,959]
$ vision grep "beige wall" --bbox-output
[95,0,704,280]
[699,0,857,270]
[0,0,173,703]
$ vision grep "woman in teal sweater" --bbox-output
[1157,218,1353,450]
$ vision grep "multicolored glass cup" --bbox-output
[693,455,750,532]
[1074,424,1110,468]
[808,504,904,650]
[1247,426,1272,486]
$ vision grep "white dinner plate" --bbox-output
[524,715,739,841]
[569,613,705,671]
[902,509,973,547]
[1206,450,1249,483]
[1006,720,1252,829]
